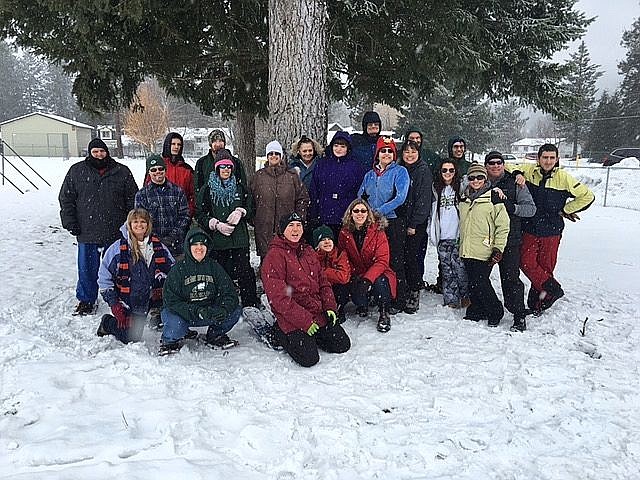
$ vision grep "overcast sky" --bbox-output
[570,0,640,92]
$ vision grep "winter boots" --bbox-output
[404,290,420,314]
[539,278,565,312]
[73,301,95,316]
[377,305,391,333]
[96,314,111,337]
[510,314,527,332]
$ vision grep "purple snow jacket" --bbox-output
[308,131,368,225]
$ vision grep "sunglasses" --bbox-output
[441,168,455,174]
[218,165,233,170]
[267,151,281,156]
[468,175,486,181]
[149,167,165,173]
[379,148,394,154]
[352,208,368,214]
[486,160,504,166]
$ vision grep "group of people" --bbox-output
[58,111,595,366]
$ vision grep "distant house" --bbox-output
[171,127,233,157]
[510,137,579,158]
[0,112,94,158]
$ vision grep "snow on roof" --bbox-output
[169,127,233,141]
[511,137,564,147]
[0,112,94,129]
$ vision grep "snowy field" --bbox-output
[1,157,639,479]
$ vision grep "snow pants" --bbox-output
[437,240,468,306]
[520,232,562,292]
[160,306,242,344]
[463,258,504,323]
[210,247,258,307]
[497,244,527,316]
[386,217,407,308]
[405,222,428,292]
[101,313,147,344]
[273,322,351,367]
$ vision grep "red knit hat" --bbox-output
[374,136,397,163]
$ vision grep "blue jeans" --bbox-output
[161,306,242,344]
[76,243,107,303]
[335,275,392,308]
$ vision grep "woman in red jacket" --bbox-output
[261,212,351,367]
[337,199,397,333]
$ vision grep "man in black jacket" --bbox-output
[485,151,536,331]
[59,138,138,315]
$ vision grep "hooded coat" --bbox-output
[446,136,473,175]
[398,152,433,230]
[308,131,368,225]
[403,126,443,174]
[59,156,138,244]
[250,157,310,257]
[162,228,239,324]
[143,133,196,216]
[338,220,397,299]
[261,235,337,334]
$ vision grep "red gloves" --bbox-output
[111,302,130,329]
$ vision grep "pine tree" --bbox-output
[493,101,527,153]
[555,41,602,157]
[0,41,26,121]
[618,17,640,146]
[584,91,624,156]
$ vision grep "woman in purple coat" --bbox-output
[308,131,368,240]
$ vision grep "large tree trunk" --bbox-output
[235,109,256,181]
[268,0,327,151]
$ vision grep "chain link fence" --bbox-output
[562,163,640,211]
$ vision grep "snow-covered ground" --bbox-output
[1,158,639,479]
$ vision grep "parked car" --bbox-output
[602,147,640,167]
[524,152,538,162]
[502,153,517,162]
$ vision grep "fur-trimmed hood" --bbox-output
[290,137,323,158]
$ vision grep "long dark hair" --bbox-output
[433,160,463,203]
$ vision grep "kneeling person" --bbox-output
[262,213,351,367]
[159,228,241,354]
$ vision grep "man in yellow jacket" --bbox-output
[513,144,594,314]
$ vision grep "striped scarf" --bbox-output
[115,234,171,308]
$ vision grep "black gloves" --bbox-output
[488,248,503,265]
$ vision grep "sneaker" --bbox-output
[96,314,111,337]
[205,333,238,349]
[356,306,368,318]
[377,307,391,333]
[73,301,95,316]
[158,341,183,356]
[510,315,527,332]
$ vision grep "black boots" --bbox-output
[404,290,420,314]
[377,305,391,333]
[510,314,527,332]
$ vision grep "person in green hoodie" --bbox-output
[459,163,510,328]
[159,228,241,355]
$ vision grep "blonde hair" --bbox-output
[341,198,376,232]
[126,208,152,263]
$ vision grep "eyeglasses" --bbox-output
[486,160,504,166]
[218,165,233,170]
[468,175,486,181]
[149,167,165,173]
[352,208,368,214]
[441,168,455,174]
[379,148,394,154]
[267,152,281,156]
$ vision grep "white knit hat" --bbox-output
[266,140,283,157]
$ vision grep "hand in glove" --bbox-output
[111,301,130,329]
[488,248,503,266]
[560,211,580,222]
[209,217,220,231]
[198,306,226,324]
[324,310,337,326]
[306,322,320,336]
[150,287,163,304]
[354,277,372,298]
[216,222,236,236]
[226,207,247,226]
